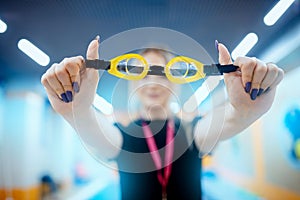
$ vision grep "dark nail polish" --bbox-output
[215,40,219,53]
[66,91,73,102]
[245,82,251,93]
[257,88,264,96]
[61,93,69,103]
[251,89,258,100]
[73,82,80,93]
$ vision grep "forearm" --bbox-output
[219,102,261,139]
[194,101,265,153]
[63,106,122,160]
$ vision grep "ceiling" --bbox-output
[0,0,299,84]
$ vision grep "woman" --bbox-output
[41,36,284,199]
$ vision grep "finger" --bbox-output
[62,56,84,93]
[250,59,267,100]
[41,77,60,100]
[86,35,100,60]
[218,42,233,65]
[257,62,278,96]
[55,63,73,102]
[234,57,257,93]
[46,64,69,103]
[267,65,284,91]
[217,42,241,91]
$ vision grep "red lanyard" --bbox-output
[142,119,175,198]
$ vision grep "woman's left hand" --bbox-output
[217,42,284,118]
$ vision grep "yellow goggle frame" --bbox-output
[85,53,238,84]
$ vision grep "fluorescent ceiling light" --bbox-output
[17,39,50,66]
[93,94,113,115]
[260,21,300,63]
[183,76,222,112]
[0,19,7,33]
[231,33,258,60]
[264,0,295,26]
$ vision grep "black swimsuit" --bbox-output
[114,117,202,200]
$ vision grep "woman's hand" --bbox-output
[41,37,100,116]
[217,42,284,118]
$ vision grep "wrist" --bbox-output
[226,103,258,131]
[62,104,94,125]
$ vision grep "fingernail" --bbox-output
[61,93,69,103]
[251,89,258,100]
[245,82,251,93]
[215,40,219,53]
[73,82,80,93]
[95,35,100,43]
[66,91,73,102]
[257,88,264,96]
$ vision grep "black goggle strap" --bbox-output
[204,64,239,75]
[85,59,239,76]
[85,59,111,70]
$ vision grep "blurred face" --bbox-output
[136,50,174,110]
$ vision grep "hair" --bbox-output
[139,48,174,64]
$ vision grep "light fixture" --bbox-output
[264,0,296,26]
[260,21,300,63]
[183,76,222,112]
[231,33,258,60]
[0,19,7,33]
[93,94,113,115]
[17,39,50,66]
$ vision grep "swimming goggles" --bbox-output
[85,53,238,84]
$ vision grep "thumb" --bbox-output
[217,42,236,88]
[86,35,100,59]
[217,42,233,65]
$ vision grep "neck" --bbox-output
[140,105,172,121]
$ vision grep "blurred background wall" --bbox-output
[0,0,300,199]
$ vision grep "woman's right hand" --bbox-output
[41,37,100,116]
